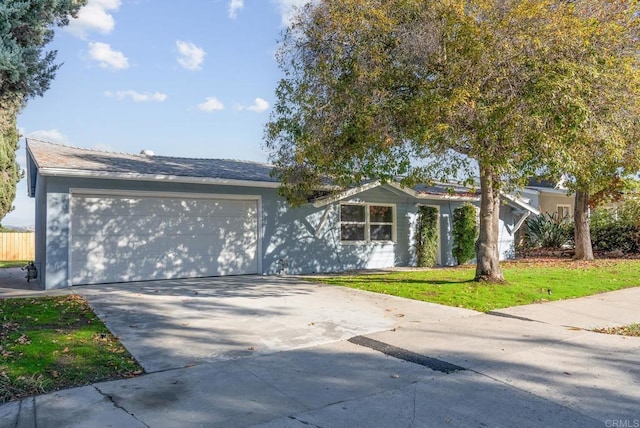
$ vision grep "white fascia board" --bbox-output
[389,182,480,202]
[38,168,281,189]
[312,181,382,208]
[390,182,480,201]
[26,153,35,198]
[311,180,481,208]
[501,192,541,216]
[415,193,479,202]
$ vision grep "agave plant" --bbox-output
[525,213,573,249]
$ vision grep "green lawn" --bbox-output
[316,259,640,312]
[0,295,143,403]
[0,261,30,269]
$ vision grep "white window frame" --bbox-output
[340,203,396,244]
[557,204,571,219]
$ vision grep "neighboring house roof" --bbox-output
[26,139,278,196]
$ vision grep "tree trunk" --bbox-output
[475,164,505,282]
[574,189,594,260]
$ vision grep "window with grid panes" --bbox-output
[340,204,395,242]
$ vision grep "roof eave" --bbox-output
[37,168,281,189]
[312,181,481,208]
[501,192,541,216]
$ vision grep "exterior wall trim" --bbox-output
[41,168,280,189]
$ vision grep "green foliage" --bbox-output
[415,206,438,268]
[590,201,640,254]
[0,0,85,108]
[0,0,84,222]
[266,0,640,275]
[452,203,477,265]
[524,214,573,249]
[0,116,23,220]
[317,260,640,312]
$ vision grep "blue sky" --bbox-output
[6,0,309,227]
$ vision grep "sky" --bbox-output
[4,0,311,227]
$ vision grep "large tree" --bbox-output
[525,2,640,260]
[265,0,639,281]
[0,0,85,220]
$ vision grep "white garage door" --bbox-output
[70,192,259,285]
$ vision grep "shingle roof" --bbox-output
[26,139,277,183]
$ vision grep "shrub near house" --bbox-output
[590,199,640,254]
[452,203,478,265]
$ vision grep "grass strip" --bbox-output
[316,259,640,312]
[0,295,142,403]
[0,261,30,269]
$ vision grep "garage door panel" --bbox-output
[71,233,257,257]
[73,197,255,217]
[73,215,256,237]
[70,194,259,285]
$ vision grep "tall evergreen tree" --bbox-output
[0,114,21,220]
[0,0,85,220]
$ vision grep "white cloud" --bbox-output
[198,97,224,112]
[105,90,167,103]
[246,98,270,113]
[176,41,206,71]
[229,0,244,19]
[25,129,70,144]
[88,42,129,70]
[273,0,315,26]
[66,0,121,39]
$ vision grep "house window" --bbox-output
[340,204,395,243]
[557,204,571,219]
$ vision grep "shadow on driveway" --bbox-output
[75,275,447,373]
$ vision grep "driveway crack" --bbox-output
[287,415,324,427]
[93,385,150,428]
[348,336,466,374]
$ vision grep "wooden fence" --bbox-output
[0,232,35,261]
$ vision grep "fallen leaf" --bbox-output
[16,335,31,345]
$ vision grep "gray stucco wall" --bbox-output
[34,176,481,289]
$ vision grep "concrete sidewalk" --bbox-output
[1,283,639,427]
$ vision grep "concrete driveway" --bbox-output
[75,275,474,373]
[2,276,639,427]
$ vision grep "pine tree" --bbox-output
[0,1,85,221]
